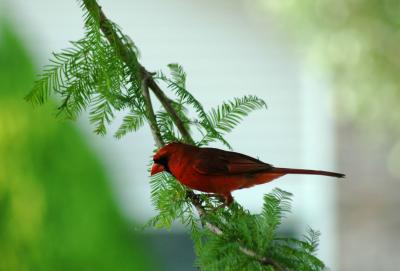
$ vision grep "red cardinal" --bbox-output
[151,142,344,205]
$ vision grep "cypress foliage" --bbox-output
[26,1,326,270]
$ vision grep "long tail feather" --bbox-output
[271,167,345,178]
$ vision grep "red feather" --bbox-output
[151,142,344,205]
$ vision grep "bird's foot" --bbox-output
[211,202,228,212]
[202,193,225,202]
[202,193,233,211]
[211,194,234,211]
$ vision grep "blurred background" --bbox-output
[0,0,399,270]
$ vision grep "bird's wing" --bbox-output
[193,148,272,175]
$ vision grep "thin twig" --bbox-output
[141,69,164,148]
[239,247,285,271]
[146,75,194,144]
[81,1,284,269]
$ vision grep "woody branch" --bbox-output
[81,1,284,269]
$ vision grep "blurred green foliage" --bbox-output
[0,23,153,271]
[259,0,400,137]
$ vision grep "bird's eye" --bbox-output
[154,156,167,165]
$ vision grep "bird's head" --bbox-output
[150,163,166,176]
[151,142,185,176]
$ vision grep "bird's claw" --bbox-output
[202,193,225,202]
[211,202,228,212]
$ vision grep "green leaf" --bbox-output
[303,227,321,255]
[156,110,179,142]
[148,173,187,229]
[161,64,232,149]
[114,110,145,138]
[167,63,186,89]
[89,95,115,136]
[262,188,292,227]
[199,95,267,146]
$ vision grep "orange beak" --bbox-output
[151,163,165,176]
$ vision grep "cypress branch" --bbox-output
[141,71,164,148]
[27,1,327,270]
[80,2,288,268]
[147,75,195,145]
